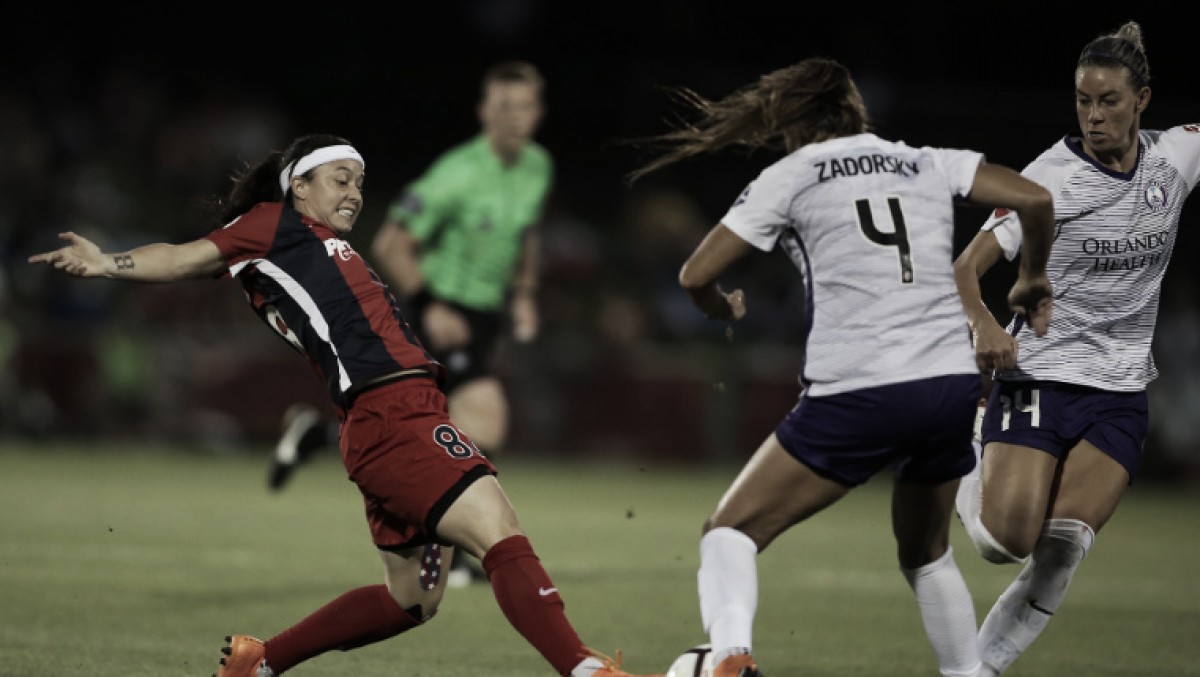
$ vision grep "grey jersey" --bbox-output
[721,133,982,396]
[985,126,1200,391]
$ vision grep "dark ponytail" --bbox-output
[214,133,353,226]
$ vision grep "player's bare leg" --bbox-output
[978,441,1126,675]
[443,375,509,586]
[701,433,850,676]
[437,476,658,676]
[448,376,509,454]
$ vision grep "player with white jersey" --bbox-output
[628,57,1054,677]
[952,21,1198,676]
[729,134,991,397]
[980,128,1194,391]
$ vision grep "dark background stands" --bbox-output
[2,2,1196,478]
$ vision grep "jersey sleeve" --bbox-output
[204,202,280,274]
[386,154,462,243]
[719,160,796,251]
[981,151,1065,261]
[933,148,985,198]
[979,208,1023,261]
[1158,124,1200,192]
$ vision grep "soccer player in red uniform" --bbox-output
[28,133,660,677]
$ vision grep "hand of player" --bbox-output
[972,319,1018,374]
[28,232,106,277]
[421,301,471,351]
[1007,274,1053,338]
[697,287,746,321]
[724,288,747,321]
[510,293,539,343]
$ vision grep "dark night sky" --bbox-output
[4,2,1197,445]
[6,3,1197,237]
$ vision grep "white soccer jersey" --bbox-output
[984,125,1200,391]
[721,133,982,396]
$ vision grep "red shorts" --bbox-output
[339,377,496,551]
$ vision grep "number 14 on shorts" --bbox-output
[999,388,1041,430]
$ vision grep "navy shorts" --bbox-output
[774,374,979,487]
[981,380,1148,480]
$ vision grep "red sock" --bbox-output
[263,584,421,673]
[483,535,590,676]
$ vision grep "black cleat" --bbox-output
[267,404,326,491]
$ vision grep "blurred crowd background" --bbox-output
[2,3,1197,479]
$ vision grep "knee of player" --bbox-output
[972,516,1034,564]
[385,572,448,618]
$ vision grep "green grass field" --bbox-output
[1,442,1197,677]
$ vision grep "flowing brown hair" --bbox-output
[627,57,869,183]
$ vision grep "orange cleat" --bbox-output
[588,648,666,676]
[213,635,273,677]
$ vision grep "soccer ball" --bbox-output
[666,644,713,677]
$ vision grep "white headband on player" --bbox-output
[278,145,365,194]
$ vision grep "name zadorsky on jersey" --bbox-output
[816,154,920,182]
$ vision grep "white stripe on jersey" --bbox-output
[720,133,982,396]
[983,126,1200,391]
[232,258,353,393]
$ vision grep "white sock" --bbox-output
[698,527,758,663]
[901,547,981,677]
[979,518,1095,674]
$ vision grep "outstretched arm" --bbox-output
[28,231,225,281]
[679,223,752,321]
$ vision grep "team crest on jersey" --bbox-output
[324,238,357,261]
[1144,181,1167,211]
[265,304,303,351]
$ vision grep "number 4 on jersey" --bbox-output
[855,197,914,283]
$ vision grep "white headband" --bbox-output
[278,144,365,194]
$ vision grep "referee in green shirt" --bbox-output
[372,59,552,453]
[369,61,553,585]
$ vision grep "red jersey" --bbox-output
[205,202,443,409]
